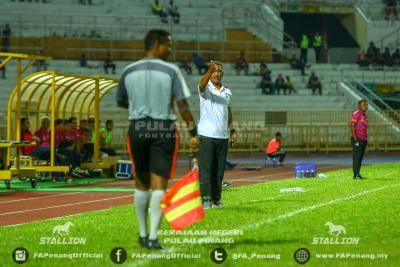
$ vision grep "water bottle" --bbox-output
[280,187,304,193]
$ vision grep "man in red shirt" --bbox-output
[266,132,286,166]
[350,99,368,179]
[20,117,40,156]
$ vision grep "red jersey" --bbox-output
[34,128,50,147]
[21,130,37,155]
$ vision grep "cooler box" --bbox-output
[115,160,133,179]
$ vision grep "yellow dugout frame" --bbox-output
[2,53,119,173]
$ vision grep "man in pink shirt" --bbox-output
[34,117,51,147]
[350,99,368,179]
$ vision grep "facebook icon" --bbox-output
[111,247,127,264]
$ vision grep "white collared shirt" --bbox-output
[198,81,232,139]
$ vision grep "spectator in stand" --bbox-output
[366,42,378,63]
[99,120,117,156]
[192,53,207,75]
[151,0,168,23]
[313,32,322,63]
[289,54,305,76]
[34,51,48,71]
[260,72,273,95]
[285,76,294,95]
[79,53,87,67]
[275,74,285,95]
[259,60,271,76]
[79,0,93,5]
[179,56,192,75]
[1,24,11,52]
[266,132,286,166]
[384,0,398,20]
[308,72,322,95]
[0,59,6,79]
[356,50,369,68]
[382,47,392,66]
[374,48,384,67]
[392,48,400,67]
[168,0,180,24]
[79,54,95,68]
[300,34,309,64]
[234,51,249,75]
[103,53,116,74]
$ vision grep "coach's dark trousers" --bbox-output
[351,137,367,176]
[199,136,229,203]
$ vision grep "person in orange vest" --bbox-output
[266,132,287,166]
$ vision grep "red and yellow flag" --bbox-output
[161,168,205,231]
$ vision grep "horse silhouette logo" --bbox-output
[325,222,346,236]
[52,222,74,236]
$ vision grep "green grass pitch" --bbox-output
[0,162,399,267]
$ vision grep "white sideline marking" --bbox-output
[129,182,400,267]
[2,207,114,228]
[0,194,133,216]
[0,192,85,204]
[240,182,400,231]
[228,179,271,182]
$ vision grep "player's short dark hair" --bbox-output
[144,30,170,51]
[55,119,64,126]
[275,132,282,137]
[88,118,95,123]
[358,99,367,105]
[69,117,77,122]
[80,119,87,124]
[106,120,113,125]
[20,117,28,125]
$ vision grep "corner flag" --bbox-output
[161,165,205,231]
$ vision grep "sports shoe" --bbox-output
[222,181,233,189]
[202,201,213,209]
[353,176,359,180]
[139,235,148,248]
[147,239,164,250]
[212,200,224,208]
[357,175,366,179]
[75,167,89,177]
[70,169,83,178]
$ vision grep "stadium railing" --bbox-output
[104,109,400,153]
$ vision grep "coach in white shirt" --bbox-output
[198,61,237,208]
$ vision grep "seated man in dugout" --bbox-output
[55,119,88,178]
[77,119,94,161]
[21,117,76,181]
[99,120,117,156]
